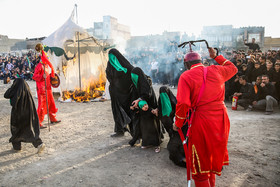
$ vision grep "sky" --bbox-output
[0,0,279,39]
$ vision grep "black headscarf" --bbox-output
[158,86,177,118]
[4,78,40,143]
[106,48,134,83]
[158,86,177,136]
[131,67,157,109]
[105,48,134,133]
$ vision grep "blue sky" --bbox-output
[0,0,279,39]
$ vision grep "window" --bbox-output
[248,33,260,42]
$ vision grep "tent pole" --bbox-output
[75,4,78,24]
[78,32,81,90]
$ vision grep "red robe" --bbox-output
[175,55,237,176]
[33,51,58,125]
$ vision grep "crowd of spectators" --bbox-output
[223,46,280,114]
[0,50,40,83]
[125,39,280,114]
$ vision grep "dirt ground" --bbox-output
[0,80,279,187]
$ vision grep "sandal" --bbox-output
[155,146,161,153]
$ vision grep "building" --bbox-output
[0,34,26,53]
[201,25,233,49]
[26,37,46,50]
[201,25,265,50]
[93,15,130,44]
[233,26,265,50]
[264,37,280,50]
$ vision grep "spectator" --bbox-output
[0,59,5,72]
[25,67,32,80]
[272,62,280,103]
[249,62,263,83]
[263,61,274,81]
[259,56,266,71]
[234,75,253,110]
[240,64,249,78]
[6,61,14,71]
[236,59,242,72]
[247,55,256,72]
[252,75,278,114]
[244,38,260,52]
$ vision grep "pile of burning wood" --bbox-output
[62,82,105,102]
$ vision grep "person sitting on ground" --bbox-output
[233,75,253,110]
[247,76,262,111]
[4,78,45,153]
[252,75,278,114]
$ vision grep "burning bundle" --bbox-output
[62,82,105,102]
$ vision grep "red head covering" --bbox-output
[184,51,201,63]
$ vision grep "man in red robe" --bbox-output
[33,44,61,128]
[173,48,237,187]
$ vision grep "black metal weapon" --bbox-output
[178,39,219,55]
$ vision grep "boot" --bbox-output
[209,173,216,187]
[194,179,210,187]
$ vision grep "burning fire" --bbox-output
[62,68,106,102]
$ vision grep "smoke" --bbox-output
[114,36,127,54]
[123,34,189,86]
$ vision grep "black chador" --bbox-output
[158,86,187,167]
[106,48,134,137]
[130,67,162,148]
[4,78,44,152]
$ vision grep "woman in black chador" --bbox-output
[4,78,45,153]
[158,86,187,167]
[130,67,162,152]
[106,48,134,137]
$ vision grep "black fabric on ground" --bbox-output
[4,78,42,148]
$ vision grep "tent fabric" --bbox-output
[44,46,75,61]
[42,15,108,94]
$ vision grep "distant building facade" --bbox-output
[0,35,26,53]
[92,15,131,44]
[264,37,280,50]
[201,25,265,51]
[26,37,46,50]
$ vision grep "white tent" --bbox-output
[42,14,108,97]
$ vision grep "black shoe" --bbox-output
[51,120,61,124]
[110,132,124,137]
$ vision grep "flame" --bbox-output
[62,67,106,102]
